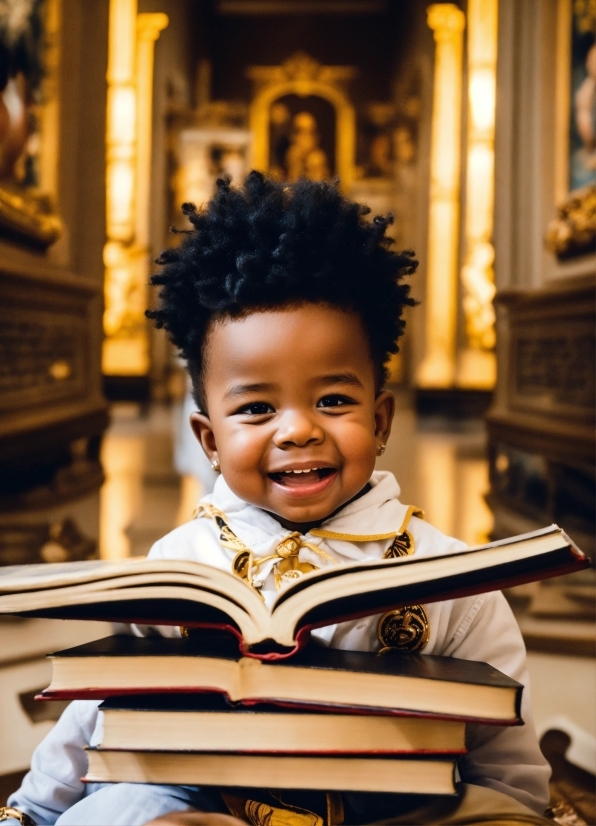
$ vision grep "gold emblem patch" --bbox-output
[383,530,415,558]
[377,604,430,653]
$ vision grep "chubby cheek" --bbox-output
[336,421,378,487]
[215,427,270,498]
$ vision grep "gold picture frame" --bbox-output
[247,52,357,190]
[546,0,595,259]
[0,0,63,249]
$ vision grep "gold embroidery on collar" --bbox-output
[194,500,425,595]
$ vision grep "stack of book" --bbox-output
[40,631,526,796]
[0,524,587,797]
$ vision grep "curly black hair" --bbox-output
[147,171,417,409]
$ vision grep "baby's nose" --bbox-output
[273,410,324,447]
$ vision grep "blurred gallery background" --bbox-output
[0,0,594,819]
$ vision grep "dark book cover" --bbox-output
[40,633,522,724]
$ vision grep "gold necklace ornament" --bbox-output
[193,503,335,591]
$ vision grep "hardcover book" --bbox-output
[0,525,586,658]
[96,694,467,754]
[41,634,523,724]
[84,749,458,796]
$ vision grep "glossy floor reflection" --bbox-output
[99,397,493,561]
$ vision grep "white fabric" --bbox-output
[8,471,550,824]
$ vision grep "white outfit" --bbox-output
[7,472,550,825]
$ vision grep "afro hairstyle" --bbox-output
[147,171,417,409]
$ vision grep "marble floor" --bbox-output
[98,396,494,561]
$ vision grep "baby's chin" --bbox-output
[260,483,373,533]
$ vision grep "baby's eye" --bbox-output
[236,402,275,416]
[317,395,355,408]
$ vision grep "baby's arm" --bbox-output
[6,700,100,825]
[442,591,550,814]
[145,813,244,826]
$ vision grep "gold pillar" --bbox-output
[457,0,498,389]
[105,0,137,246]
[102,2,168,377]
[135,13,168,247]
[417,4,466,389]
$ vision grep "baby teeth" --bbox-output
[282,468,320,474]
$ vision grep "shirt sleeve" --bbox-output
[7,701,101,826]
[440,590,551,814]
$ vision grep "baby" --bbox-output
[5,174,551,826]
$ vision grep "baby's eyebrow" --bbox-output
[318,372,364,389]
[224,382,274,399]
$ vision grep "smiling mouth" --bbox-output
[268,467,336,488]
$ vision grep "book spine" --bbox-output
[238,626,310,660]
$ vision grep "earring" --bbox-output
[377,443,386,456]
[211,458,220,472]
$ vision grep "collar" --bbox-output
[200,471,416,559]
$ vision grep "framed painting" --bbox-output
[547,0,595,259]
[268,93,336,182]
[568,1,596,193]
[247,53,356,190]
[0,0,62,249]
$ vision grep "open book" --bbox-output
[0,525,587,658]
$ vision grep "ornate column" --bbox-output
[102,1,168,379]
[457,0,498,389]
[416,4,466,389]
[135,13,169,249]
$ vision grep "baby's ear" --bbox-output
[190,412,218,460]
[374,389,395,444]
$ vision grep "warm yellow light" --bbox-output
[108,86,137,144]
[102,1,167,378]
[417,4,465,389]
[108,0,137,84]
[458,0,498,387]
[466,145,494,237]
[107,161,135,238]
[469,68,495,133]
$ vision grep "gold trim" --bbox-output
[397,504,425,532]
[0,187,62,247]
[310,528,397,542]
[0,0,63,249]
[554,0,572,204]
[195,501,424,590]
[545,184,596,259]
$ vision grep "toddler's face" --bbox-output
[191,304,394,531]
